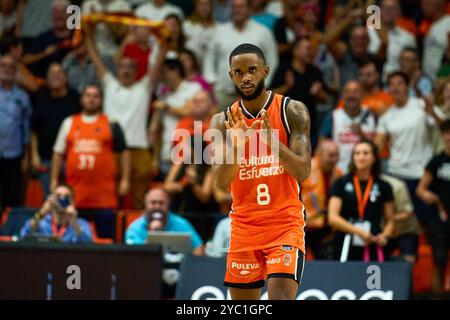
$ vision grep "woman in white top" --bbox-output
[183,0,217,71]
[375,71,440,222]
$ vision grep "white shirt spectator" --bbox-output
[183,20,217,71]
[330,108,377,173]
[160,81,202,162]
[368,26,416,80]
[82,0,131,57]
[265,0,283,18]
[135,1,184,21]
[377,97,435,179]
[203,19,279,95]
[423,15,450,79]
[102,72,153,148]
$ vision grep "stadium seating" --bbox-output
[0,207,36,238]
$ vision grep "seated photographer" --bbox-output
[125,188,204,255]
[20,184,93,243]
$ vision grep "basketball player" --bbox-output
[211,43,311,300]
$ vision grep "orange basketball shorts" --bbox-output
[223,245,305,289]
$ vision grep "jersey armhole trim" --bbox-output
[281,96,291,138]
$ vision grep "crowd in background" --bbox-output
[0,0,450,295]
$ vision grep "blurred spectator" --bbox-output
[325,8,382,90]
[22,0,73,78]
[20,184,93,243]
[164,140,217,214]
[382,174,420,264]
[204,0,278,110]
[320,81,377,173]
[212,0,232,23]
[0,53,31,211]
[434,78,450,120]
[436,36,450,78]
[51,85,130,238]
[115,26,152,81]
[297,1,323,53]
[86,22,166,209]
[273,0,301,60]
[250,0,277,31]
[271,37,326,147]
[416,119,450,294]
[416,120,450,292]
[205,216,230,257]
[314,44,341,123]
[164,14,186,54]
[0,0,24,38]
[62,41,115,94]
[20,0,52,39]
[265,0,283,18]
[367,0,416,80]
[175,89,213,138]
[149,58,202,176]
[328,140,395,261]
[356,59,393,115]
[135,0,184,21]
[375,72,439,222]
[81,0,132,58]
[179,48,216,104]
[125,188,204,255]
[31,63,81,197]
[301,139,342,259]
[399,47,434,99]
[333,59,392,116]
[421,0,450,80]
[0,35,41,92]
[184,0,217,71]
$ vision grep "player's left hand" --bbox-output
[259,110,276,149]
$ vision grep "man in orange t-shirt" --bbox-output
[337,60,393,116]
[51,85,130,238]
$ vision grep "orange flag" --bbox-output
[72,13,171,48]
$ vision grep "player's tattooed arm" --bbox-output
[279,99,312,182]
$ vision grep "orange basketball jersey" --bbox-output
[225,91,306,254]
[66,114,118,209]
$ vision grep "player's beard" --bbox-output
[235,79,265,101]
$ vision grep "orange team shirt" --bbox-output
[337,90,393,115]
[226,92,306,254]
[301,156,343,229]
[66,114,118,209]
